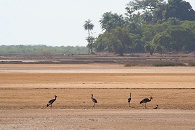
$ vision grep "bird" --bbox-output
[153,105,158,109]
[47,95,57,107]
[91,94,97,107]
[128,92,131,107]
[140,97,153,108]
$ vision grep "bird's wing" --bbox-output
[140,98,148,103]
[144,98,150,102]
[92,98,97,103]
[128,98,131,102]
[48,99,55,104]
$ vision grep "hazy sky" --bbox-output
[0,0,194,47]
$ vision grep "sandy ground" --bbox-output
[0,64,195,129]
[1,109,195,130]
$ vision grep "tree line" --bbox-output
[0,45,88,54]
[90,0,195,55]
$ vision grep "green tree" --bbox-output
[180,20,195,33]
[151,32,172,53]
[152,26,195,53]
[83,19,94,54]
[94,0,195,54]
[83,19,94,36]
[86,36,95,54]
[109,27,135,55]
[165,0,195,21]
[126,0,165,12]
[126,0,166,23]
[153,2,167,22]
[94,27,135,55]
[99,12,126,32]
[94,34,109,52]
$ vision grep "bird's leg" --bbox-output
[129,102,130,107]
[145,103,147,109]
[93,103,95,107]
[141,103,144,108]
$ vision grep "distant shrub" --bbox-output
[0,45,88,54]
[153,62,185,67]
[189,62,195,66]
[124,64,136,67]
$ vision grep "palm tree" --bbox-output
[83,19,94,54]
[84,19,94,36]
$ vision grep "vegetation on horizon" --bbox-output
[124,61,195,67]
[1,0,195,56]
[0,45,88,54]
[93,0,195,55]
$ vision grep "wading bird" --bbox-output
[128,93,131,107]
[47,95,57,107]
[140,97,153,108]
[91,94,97,107]
[153,105,158,109]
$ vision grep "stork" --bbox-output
[91,94,97,107]
[140,97,153,108]
[128,93,131,107]
[47,95,57,107]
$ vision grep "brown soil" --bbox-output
[1,109,195,130]
[0,64,195,129]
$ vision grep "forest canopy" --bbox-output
[94,0,195,55]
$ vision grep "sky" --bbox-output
[0,0,194,47]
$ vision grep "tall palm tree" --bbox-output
[84,19,94,36]
[83,19,94,54]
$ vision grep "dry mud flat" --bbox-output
[0,64,195,129]
[0,109,195,130]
